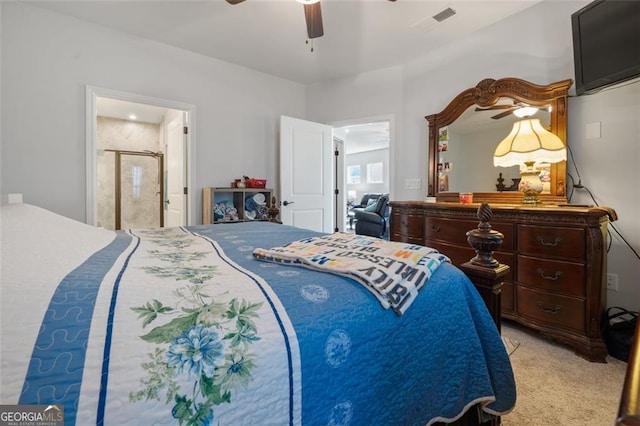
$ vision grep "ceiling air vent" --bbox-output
[433,7,456,23]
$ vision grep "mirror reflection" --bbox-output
[426,77,572,204]
[436,101,551,193]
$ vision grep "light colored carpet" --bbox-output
[501,321,628,426]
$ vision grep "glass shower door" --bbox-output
[96,149,163,230]
[120,153,162,230]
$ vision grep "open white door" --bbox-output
[165,110,187,227]
[280,116,333,233]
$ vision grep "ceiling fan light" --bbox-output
[297,0,319,4]
[513,106,538,118]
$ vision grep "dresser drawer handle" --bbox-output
[431,225,441,232]
[536,235,563,247]
[536,302,562,314]
[536,268,563,281]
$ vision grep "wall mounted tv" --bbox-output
[571,0,640,96]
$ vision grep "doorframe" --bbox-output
[85,86,197,226]
[329,114,395,231]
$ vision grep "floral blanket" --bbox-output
[1,204,515,426]
[17,227,299,425]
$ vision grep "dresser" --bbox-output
[389,201,617,362]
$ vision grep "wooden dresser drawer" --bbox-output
[517,286,585,333]
[517,255,585,297]
[391,233,423,245]
[427,240,515,281]
[424,218,475,246]
[518,225,585,262]
[425,217,514,250]
[390,211,424,238]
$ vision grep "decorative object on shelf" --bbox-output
[243,175,267,188]
[214,201,239,222]
[459,192,473,204]
[244,192,268,220]
[267,196,281,223]
[493,118,566,204]
[495,172,521,192]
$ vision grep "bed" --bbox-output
[0,202,515,425]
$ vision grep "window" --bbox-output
[367,162,383,184]
[347,165,361,184]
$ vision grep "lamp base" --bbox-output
[518,162,543,204]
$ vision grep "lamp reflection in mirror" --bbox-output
[493,118,566,204]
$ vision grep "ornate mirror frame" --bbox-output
[426,77,573,204]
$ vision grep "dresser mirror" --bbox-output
[426,77,572,204]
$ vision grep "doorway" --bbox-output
[331,117,392,233]
[86,86,196,227]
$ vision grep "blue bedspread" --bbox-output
[192,222,516,425]
[7,218,515,426]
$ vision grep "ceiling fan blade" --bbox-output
[475,104,513,112]
[491,108,517,120]
[225,0,245,4]
[303,2,324,39]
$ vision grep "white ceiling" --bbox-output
[60,0,543,153]
[335,121,390,155]
[30,0,543,85]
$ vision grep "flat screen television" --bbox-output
[571,0,640,96]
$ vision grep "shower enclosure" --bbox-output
[97,149,164,230]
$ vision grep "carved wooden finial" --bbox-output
[466,203,504,268]
[267,196,280,222]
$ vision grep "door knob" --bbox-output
[282,200,295,206]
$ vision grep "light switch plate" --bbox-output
[405,178,421,189]
[8,193,23,204]
[586,122,601,139]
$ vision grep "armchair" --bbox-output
[354,194,390,239]
[350,193,382,213]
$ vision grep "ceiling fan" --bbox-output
[226,0,397,40]
[475,101,533,120]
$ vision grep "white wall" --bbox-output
[306,0,640,310]
[0,3,305,223]
[568,82,640,310]
[2,2,638,310]
[345,148,390,202]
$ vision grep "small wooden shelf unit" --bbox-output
[202,187,273,224]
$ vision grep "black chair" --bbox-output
[349,193,382,214]
[354,194,390,239]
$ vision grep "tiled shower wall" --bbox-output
[96,117,162,229]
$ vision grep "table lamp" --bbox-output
[493,118,566,204]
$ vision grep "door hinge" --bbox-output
[183,126,188,134]
[183,187,188,195]
[334,189,339,195]
[334,150,339,156]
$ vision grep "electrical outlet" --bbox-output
[607,273,619,291]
